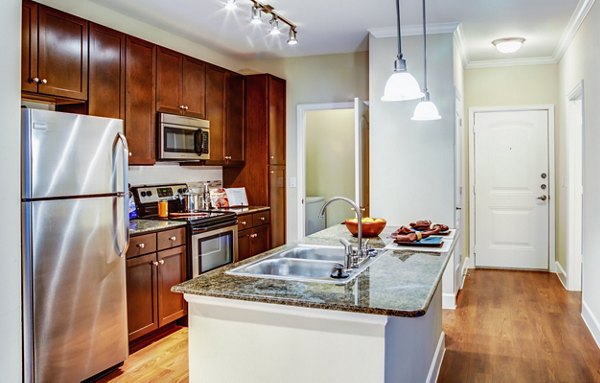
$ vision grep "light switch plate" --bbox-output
[288,177,297,188]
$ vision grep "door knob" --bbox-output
[537,195,547,201]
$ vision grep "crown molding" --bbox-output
[368,22,459,38]
[553,0,596,62]
[466,56,557,69]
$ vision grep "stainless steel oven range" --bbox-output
[131,184,238,277]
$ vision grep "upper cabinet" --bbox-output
[22,0,88,101]
[268,76,286,165]
[156,47,206,119]
[205,65,226,164]
[225,72,245,165]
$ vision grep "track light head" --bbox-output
[269,16,281,36]
[250,4,262,24]
[224,0,237,11]
[287,28,298,45]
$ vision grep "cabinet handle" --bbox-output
[41,79,48,84]
[159,259,165,265]
[32,77,40,83]
[260,217,265,221]
[137,243,145,249]
[241,221,247,225]
[152,261,159,266]
[169,236,177,241]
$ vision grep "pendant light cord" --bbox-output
[422,0,428,94]
[396,0,403,60]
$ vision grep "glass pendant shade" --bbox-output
[411,99,441,120]
[381,71,424,102]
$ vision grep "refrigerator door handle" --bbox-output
[112,133,130,257]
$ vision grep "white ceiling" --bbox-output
[91,0,581,65]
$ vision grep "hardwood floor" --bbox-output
[438,269,600,382]
[97,270,600,382]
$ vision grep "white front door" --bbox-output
[473,110,549,269]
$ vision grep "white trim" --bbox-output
[566,81,584,292]
[468,105,556,271]
[296,102,355,240]
[426,331,446,383]
[582,300,600,350]
[554,0,597,62]
[466,56,556,69]
[453,24,468,67]
[442,294,457,310]
[555,261,568,289]
[368,22,459,38]
[461,258,470,288]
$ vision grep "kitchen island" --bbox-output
[173,224,455,383]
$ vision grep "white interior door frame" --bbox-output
[468,105,556,272]
[296,102,354,240]
[565,81,584,291]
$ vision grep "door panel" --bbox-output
[268,76,286,165]
[269,165,286,247]
[206,66,225,163]
[22,0,38,93]
[157,246,187,326]
[156,47,182,115]
[126,253,159,341]
[183,56,206,118]
[474,110,549,269]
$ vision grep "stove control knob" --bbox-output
[141,191,147,197]
[147,191,153,197]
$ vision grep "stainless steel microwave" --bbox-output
[158,113,210,161]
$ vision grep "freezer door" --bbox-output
[23,196,129,382]
[22,109,127,199]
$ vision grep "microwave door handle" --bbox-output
[194,130,203,155]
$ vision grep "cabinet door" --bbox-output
[156,47,183,115]
[206,65,225,163]
[157,246,187,326]
[37,5,88,100]
[237,229,251,262]
[89,23,125,119]
[268,76,286,165]
[269,165,286,247]
[182,56,206,119]
[125,36,156,165]
[225,72,245,164]
[251,224,270,257]
[22,0,38,93]
[126,253,159,341]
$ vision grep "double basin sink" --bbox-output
[226,245,384,284]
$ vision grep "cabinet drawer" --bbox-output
[157,227,186,250]
[253,211,270,226]
[127,233,156,258]
[238,214,252,231]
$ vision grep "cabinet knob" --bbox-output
[270,155,275,160]
[241,221,247,225]
[159,259,165,265]
[32,77,40,83]
[169,236,177,241]
[180,105,185,110]
[137,243,145,249]
[260,217,265,221]
[270,171,274,174]
[184,106,189,111]
[152,261,159,266]
[41,78,48,84]
[129,152,132,157]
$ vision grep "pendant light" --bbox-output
[381,0,423,102]
[411,0,441,120]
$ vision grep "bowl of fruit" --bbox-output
[344,217,387,238]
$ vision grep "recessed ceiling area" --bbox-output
[91,0,580,64]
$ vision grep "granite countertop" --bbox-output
[129,219,187,235]
[173,224,455,318]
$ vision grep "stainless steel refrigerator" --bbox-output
[21,109,130,382]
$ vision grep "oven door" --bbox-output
[191,225,238,277]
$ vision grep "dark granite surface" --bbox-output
[129,219,187,235]
[173,224,454,317]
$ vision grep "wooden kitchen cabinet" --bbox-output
[126,228,187,342]
[125,36,156,166]
[224,74,286,248]
[156,47,206,118]
[236,210,271,262]
[225,72,245,165]
[22,1,88,101]
[88,23,125,119]
[205,65,226,164]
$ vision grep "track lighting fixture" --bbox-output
[224,0,237,11]
[287,28,298,45]
[269,15,281,36]
[250,4,262,24]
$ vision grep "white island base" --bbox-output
[184,285,445,383]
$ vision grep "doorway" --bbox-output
[297,99,369,238]
[565,82,584,291]
[469,106,555,270]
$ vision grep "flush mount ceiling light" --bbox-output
[412,0,441,121]
[225,0,299,46]
[381,0,423,102]
[492,37,526,54]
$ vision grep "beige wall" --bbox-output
[0,0,23,380]
[306,109,355,226]
[243,52,369,241]
[558,1,600,327]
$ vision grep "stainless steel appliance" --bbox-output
[21,109,130,382]
[158,112,210,161]
[131,184,238,277]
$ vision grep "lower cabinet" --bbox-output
[237,210,271,262]
[126,227,187,342]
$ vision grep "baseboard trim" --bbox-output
[426,331,446,383]
[442,293,457,310]
[582,300,600,350]
[461,258,469,289]
[555,261,568,289]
